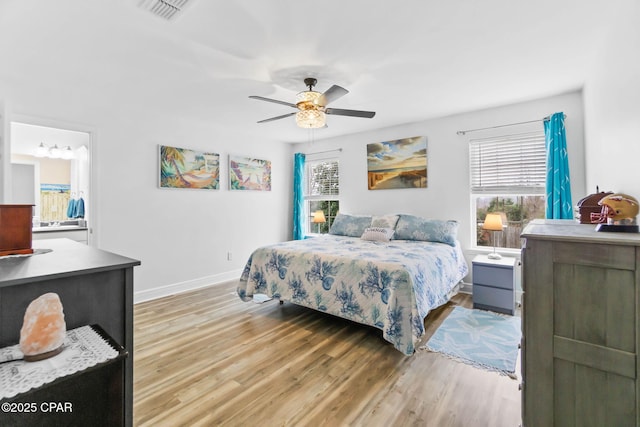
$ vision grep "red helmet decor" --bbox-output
[591,193,639,224]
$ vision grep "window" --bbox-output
[470,131,546,250]
[305,159,339,234]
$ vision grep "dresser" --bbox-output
[0,238,140,427]
[521,219,640,426]
[472,254,516,315]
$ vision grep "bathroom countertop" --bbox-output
[32,225,88,233]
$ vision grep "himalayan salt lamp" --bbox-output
[19,292,67,361]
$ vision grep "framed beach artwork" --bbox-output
[229,155,272,191]
[367,136,428,190]
[159,145,220,190]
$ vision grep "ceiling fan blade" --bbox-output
[257,112,297,123]
[249,95,297,109]
[316,85,349,106]
[325,108,376,118]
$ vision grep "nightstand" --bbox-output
[472,254,516,315]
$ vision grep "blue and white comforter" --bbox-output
[237,235,468,355]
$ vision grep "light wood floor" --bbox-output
[133,282,521,427]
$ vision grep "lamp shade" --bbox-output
[34,142,48,157]
[312,210,326,223]
[482,213,504,231]
[61,146,75,160]
[49,144,62,159]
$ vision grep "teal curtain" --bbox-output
[293,153,306,240]
[544,112,573,219]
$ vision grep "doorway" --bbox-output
[9,121,92,242]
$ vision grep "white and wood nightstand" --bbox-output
[472,254,516,315]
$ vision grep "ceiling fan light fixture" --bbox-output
[250,77,374,127]
[295,90,322,106]
[296,110,326,129]
[296,87,325,128]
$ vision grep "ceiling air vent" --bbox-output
[137,0,194,21]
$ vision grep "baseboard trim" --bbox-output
[459,281,473,294]
[134,269,243,304]
[135,276,519,305]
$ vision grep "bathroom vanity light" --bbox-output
[34,142,75,159]
[61,146,74,160]
[34,142,48,157]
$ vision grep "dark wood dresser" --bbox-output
[0,238,140,427]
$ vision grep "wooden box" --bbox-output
[0,204,34,256]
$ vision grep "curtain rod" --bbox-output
[456,114,565,136]
[305,148,342,156]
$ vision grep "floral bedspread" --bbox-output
[237,235,468,355]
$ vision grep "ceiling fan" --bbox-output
[249,78,376,129]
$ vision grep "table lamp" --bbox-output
[482,213,503,259]
[312,210,326,233]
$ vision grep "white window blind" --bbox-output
[469,131,546,194]
[307,160,339,198]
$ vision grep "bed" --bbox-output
[237,214,469,355]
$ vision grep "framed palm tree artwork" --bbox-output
[159,145,220,190]
[229,155,271,191]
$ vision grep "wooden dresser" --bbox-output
[521,220,640,426]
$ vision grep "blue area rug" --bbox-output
[422,306,521,378]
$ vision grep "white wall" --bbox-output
[2,88,588,302]
[584,0,640,197]
[0,100,8,202]
[0,98,292,303]
[293,91,587,280]
[93,116,292,302]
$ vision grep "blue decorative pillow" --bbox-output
[329,213,372,237]
[393,214,459,246]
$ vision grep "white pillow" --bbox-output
[361,227,395,242]
[371,215,400,229]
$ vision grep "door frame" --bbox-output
[8,113,97,246]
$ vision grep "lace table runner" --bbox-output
[0,248,53,259]
[0,325,120,399]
